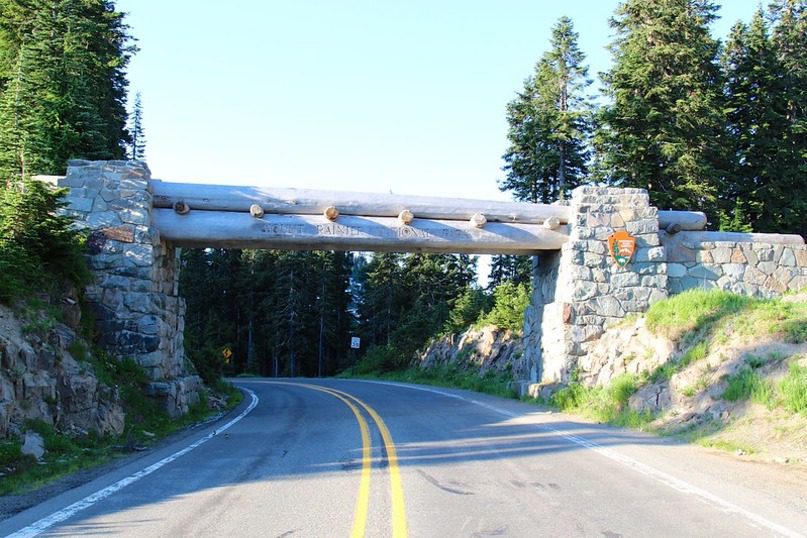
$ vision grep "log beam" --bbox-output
[152,209,570,254]
[150,181,572,224]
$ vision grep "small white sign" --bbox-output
[350,336,361,349]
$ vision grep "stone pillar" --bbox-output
[60,160,200,416]
[526,187,668,395]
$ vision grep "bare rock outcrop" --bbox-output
[0,303,124,439]
[417,325,526,378]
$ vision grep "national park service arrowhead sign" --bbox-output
[608,230,636,268]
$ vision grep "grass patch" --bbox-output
[721,368,775,407]
[345,363,518,399]
[780,362,807,414]
[646,289,750,340]
[548,374,655,429]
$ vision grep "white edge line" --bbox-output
[357,379,804,538]
[5,389,259,538]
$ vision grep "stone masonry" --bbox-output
[524,187,668,394]
[663,232,807,297]
[59,160,201,416]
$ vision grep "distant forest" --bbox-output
[0,1,804,379]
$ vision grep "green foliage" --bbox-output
[596,0,726,220]
[717,202,754,233]
[500,16,593,203]
[0,0,134,179]
[782,318,807,344]
[549,374,651,427]
[780,362,807,414]
[476,282,530,332]
[679,341,708,369]
[181,249,355,378]
[443,288,491,335]
[645,289,751,340]
[722,368,774,406]
[349,344,407,375]
[0,179,91,303]
[0,439,24,467]
[348,363,518,400]
[128,91,146,160]
[487,255,531,290]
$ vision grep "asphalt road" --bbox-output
[1,378,806,537]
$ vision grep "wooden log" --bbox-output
[658,210,706,231]
[152,209,570,254]
[150,181,572,224]
[662,230,804,245]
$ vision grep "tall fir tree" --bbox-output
[767,0,806,236]
[596,0,727,220]
[0,0,133,182]
[129,90,145,160]
[721,9,789,232]
[500,16,593,204]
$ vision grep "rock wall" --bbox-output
[663,232,807,297]
[60,161,201,415]
[0,304,124,439]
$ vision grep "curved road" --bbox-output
[1,379,806,537]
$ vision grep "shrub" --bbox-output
[351,344,407,375]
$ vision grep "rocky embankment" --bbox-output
[0,296,124,442]
[577,297,807,465]
[416,325,526,378]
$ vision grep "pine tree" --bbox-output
[488,255,531,289]
[129,91,145,161]
[0,0,133,181]
[721,9,789,233]
[596,0,727,219]
[500,16,592,204]
[767,0,806,236]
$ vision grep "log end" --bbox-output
[543,216,560,230]
[324,206,340,221]
[250,204,265,218]
[398,209,414,225]
[470,213,487,228]
[173,201,190,215]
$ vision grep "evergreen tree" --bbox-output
[129,91,145,160]
[500,16,592,204]
[596,0,727,219]
[721,9,789,232]
[767,0,806,236]
[0,0,133,181]
[488,255,531,289]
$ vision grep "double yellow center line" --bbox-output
[270,382,408,538]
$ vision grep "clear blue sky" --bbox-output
[118,0,761,202]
